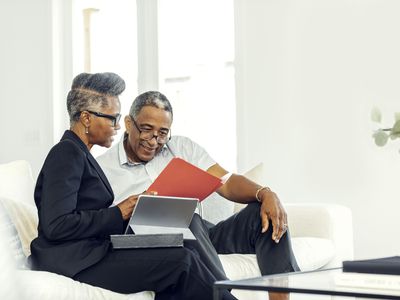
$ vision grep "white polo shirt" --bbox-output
[96,134,216,205]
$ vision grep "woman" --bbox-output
[29,72,236,300]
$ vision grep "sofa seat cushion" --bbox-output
[292,237,335,271]
[18,270,155,300]
[219,237,335,280]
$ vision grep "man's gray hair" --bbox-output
[129,91,173,120]
[67,72,126,125]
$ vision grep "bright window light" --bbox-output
[158,0,236,171]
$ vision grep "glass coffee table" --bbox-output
[214,268,400,299]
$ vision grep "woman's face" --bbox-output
[87,97,121,148]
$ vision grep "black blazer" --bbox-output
[29,130,124,277]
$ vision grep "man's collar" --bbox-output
[117,133,141,166]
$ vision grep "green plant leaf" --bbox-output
[392,120,400,134]
[371,107,382,123]
[373,130,389,146]
[390,133,400,140]
[395,112,400,122]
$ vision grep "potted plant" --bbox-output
[371,107,400,149]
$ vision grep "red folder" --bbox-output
[147,158,222,201]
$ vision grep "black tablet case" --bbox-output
[110,233,184,249]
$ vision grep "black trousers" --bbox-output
[185,202,299,280]
[207,202,300,275]
[74,241,236,300]
[74,202,298,300]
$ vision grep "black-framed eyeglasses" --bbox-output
[130,116,171,144]
[85,110,121,127]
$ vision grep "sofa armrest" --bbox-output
[285,203,354,268]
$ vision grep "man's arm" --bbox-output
[207,163,288,243]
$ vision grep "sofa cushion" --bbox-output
[0,198,29,269]
[0,197,38,257]
[0,160,35,206]
[219,237,335,280]
[18,270,155,300]
[0,207,22,299]
[219,253,261,280]
[292,237,335,271]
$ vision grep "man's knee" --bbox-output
[237,202,263,227]
[190,213,203,227]
[236,201,260,217]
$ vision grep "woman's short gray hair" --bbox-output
[129,91,173,120]
[67,72,126,125]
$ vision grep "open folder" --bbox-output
[147,158,223,201]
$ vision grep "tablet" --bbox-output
[125,195,199,240]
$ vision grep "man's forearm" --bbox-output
[218,173,264,204]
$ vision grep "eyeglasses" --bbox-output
[86,110,121,127]
[130,117,171,144]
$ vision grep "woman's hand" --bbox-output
[117,194,140,221]
[117,191,158,221]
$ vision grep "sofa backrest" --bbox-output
[0,160,35,206]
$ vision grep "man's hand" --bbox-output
[206,164,289,243]
[259,189,288,243]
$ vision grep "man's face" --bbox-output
[124,106,172,163]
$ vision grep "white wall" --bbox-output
[235,0,400,259]
[0,0,71,177]
[0,0,52,176]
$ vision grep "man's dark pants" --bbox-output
[187,201,299,280]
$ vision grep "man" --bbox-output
[97,91,299,299]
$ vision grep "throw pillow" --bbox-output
[0,197,38,256]
[0,216,21,299]
[0,198,29,269]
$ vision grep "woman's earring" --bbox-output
[85,127,89,134]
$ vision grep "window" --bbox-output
[72,0,137,156]
[72,0,236,170]
[158,0,236,170]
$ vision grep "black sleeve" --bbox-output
[39,141,123,241]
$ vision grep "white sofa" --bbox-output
[0,160,354,300]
